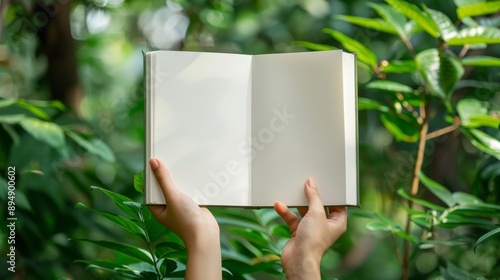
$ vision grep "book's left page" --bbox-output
[145,51,252,206]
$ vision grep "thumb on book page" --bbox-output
[149,158,181,204]
[304,178,324,214]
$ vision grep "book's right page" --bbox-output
[251,50,358,206]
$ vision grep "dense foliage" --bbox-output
[0,0,499,279]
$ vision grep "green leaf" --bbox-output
[400,204,431,217]
[0,114,26,124]
[419,240,467,249]
[357,61,374,75]
[404,20,423,36]
[457,98,488,127]
[477,16,500,27]
[222,259,281,275]
[0,98,16,108]
[399,94,424,107]
[455,204,500,216]
[141,207,167,243]
[468,43,488,49]
[217,217,263,230]
[212,209,264,228]
[271,224,290,238]
[90,186,141,220]
[76,239,154,265]
[256,209,281,225]
[393,230,419,243]
[169,270,187,278]
[358,98,390,112]
[140,271,160,280]
[415,49,464,99]
[453,0,484,7]
[441,261,485,280]
[367,213,419,242]
[322,28,378,66]
[469,115,500,128]
[335,14,398,34]
[368,3,409,38]
[411,217,433,228]
[380,112,419,142]
[447,26,500,45]
[385,0,439,38]
[226,227,269,248]
[451,192,484,205]
[457,80,500,92]
[134,172,144,195]
[462,55,500,66]
[375,212,401,228]
[16,191,32,211]
[397,188,446,211]
[155,242,185,259]
[423,5,458,41]
[365,80,416,94]
[366,221,390,231]
[2,124,20,145]
[294,41,336,51]
[474,227,500,252]
[457,1,500,19]
[160,259,178,276]
[461,128,500,160]
[418,172,454,207]
[380,60,416,74]
[20,118,66,150]
[75,260,135,277]
[66,131,115,162]
[161,250,187,260]
[75,202,146,240]
[17,100,51,120]
[440,212,494,228]
[21,99,65,110]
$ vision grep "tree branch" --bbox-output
[426,124,459,140]
[402,94,429,280]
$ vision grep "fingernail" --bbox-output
[306,178,314,189]
[149,158,159,171]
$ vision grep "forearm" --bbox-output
[185,235,222,280]
[283,255,321,280]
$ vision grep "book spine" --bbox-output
[144,52,154,204]
[342,51,359,207]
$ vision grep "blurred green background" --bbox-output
[0,0,499,279]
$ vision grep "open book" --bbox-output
[144,50,358,207]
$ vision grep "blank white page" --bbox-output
[145,51,251,206]
[251,51,351,206]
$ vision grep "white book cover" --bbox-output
[144,50,358,207]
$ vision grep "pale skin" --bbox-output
[148,158,347,280]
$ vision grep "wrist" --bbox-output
[185,228,220,252]
[283,254,321,280]
[185,231,222,280]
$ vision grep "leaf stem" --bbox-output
[140,208,162,280]
[401,36,417,59]
[458,45,470,58]
[253,210,280,253]
[390,233,404,266]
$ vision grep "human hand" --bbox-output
[147,158,221,280]
[274,178,347,280]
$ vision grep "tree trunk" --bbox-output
[37,0,82,115]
